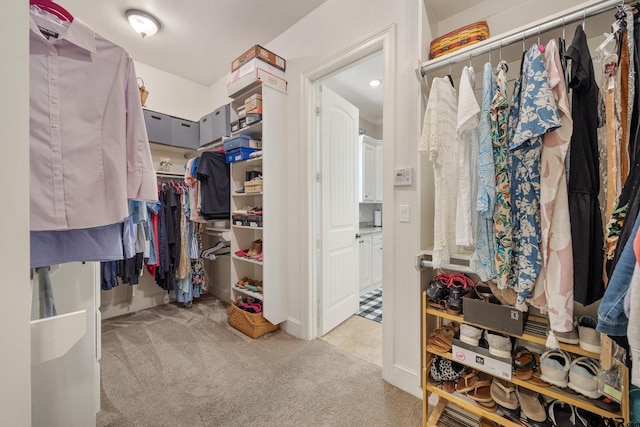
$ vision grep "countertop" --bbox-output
[359,226,382,235]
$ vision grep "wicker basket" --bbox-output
[429,21,490,60]
[228,301,278,339]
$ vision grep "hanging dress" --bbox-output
[565,25,605,305]
[508,45,561,311]
[491,61,512,290]
[420,77,458,268]
[471,62,497,281]
[530,39,575,333]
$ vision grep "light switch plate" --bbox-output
[394,168,413,186]
[399,205,410,222]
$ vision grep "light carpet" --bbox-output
[97,294,421,427]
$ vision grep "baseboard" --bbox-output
[282,317,304,339]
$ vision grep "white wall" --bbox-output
[0,2,31,425]
[257,0,425,396]
[359,117,382,139]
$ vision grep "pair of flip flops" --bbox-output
[428,322,459,353]
[456,369,494,406]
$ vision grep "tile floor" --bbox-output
[320,315,382,367]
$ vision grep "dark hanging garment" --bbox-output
[565,25,605,305]
[197,151,230,220]
[608,12,640,278]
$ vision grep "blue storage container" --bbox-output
[223,135,262,151]
[225,147,259,164]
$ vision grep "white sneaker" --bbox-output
[567,357,602,399]
[577,316,602,353]
[459,324,483,346]
[486,331,512,358]
[540,349,571,388]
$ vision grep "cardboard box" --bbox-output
[232,45,286,72]
[223,135,262,151]
[245,113,262,126]
[451,338,512,380]
[228,59,285,86]
[245,93,263,112]
[227,68,287,98]
[463,295,527,336]
[244,180,263,194]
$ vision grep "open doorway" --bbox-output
[315,52,384,367]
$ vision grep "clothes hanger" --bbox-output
[30,0,74,22]
[446,61,454,87]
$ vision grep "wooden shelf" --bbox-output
[424,307,601,359]
[422,289,629,426]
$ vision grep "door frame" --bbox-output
[300,23,396,370]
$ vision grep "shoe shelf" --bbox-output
[231,254,263,265]
[422,291,630,427]
[232,225,263,230]
[424,307,601,360]
[232,193,263,197]
[231,284,263,301]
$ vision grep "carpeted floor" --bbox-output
[97,294,421,427]
[357,288,382,323]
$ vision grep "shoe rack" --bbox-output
[421,285,630,427]
[228,82,288,326]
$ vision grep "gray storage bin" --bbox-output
[170,118,199,150]
[199,104,231,146]
[143,110,171,145]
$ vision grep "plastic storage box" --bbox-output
[143,110,172,145]
[225,147,259,163]
[199,104,230,147]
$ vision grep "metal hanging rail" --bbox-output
[417,0,626,77]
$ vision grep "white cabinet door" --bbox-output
[359,235,372,293]
[359,140,375,202]
[372,233,382,286]
[374,143,383,202]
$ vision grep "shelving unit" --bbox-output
[421,290,630,426]
[227,82,288,326]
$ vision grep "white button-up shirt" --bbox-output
[29,9,157,231]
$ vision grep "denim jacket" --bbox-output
[597,213,640,336]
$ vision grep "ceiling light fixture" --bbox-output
[369,79,382,87]
[125,9,161,38]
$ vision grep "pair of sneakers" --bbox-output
[549,316,601,352]
[540,349,601,399]
[426,271,475,315]
[459,324,512,359]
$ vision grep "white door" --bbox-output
[320,85,360,335]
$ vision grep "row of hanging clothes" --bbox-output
[101,180,207,307]
[420,3,640,366]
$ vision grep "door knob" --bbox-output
[355,233,361,239]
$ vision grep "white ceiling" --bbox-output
[58,0,330,87]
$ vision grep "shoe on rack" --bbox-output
[486,331,512,358]
[487,279,518,306]
[547,400,576,427]
[490,378,518,410]
[426,273,450,307]
[459,324,484,346]
[515,386,547,424]
[446,273,474,314]
[548,326,580,345]
[567,357,602,399]
[540,349,571,388]
[577,316,602,353]
[574,407,607,427]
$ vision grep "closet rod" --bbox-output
[418,0,624,76]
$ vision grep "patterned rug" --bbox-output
[357,288,382,323]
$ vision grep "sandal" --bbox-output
[490,378,518,410]
[476,400,498,413]
[529,353,551,387]
[466,373,493,403]
[513,346,536,380]
[455,369,479,393]
[429,322,458,353]
[426,274,450,306]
